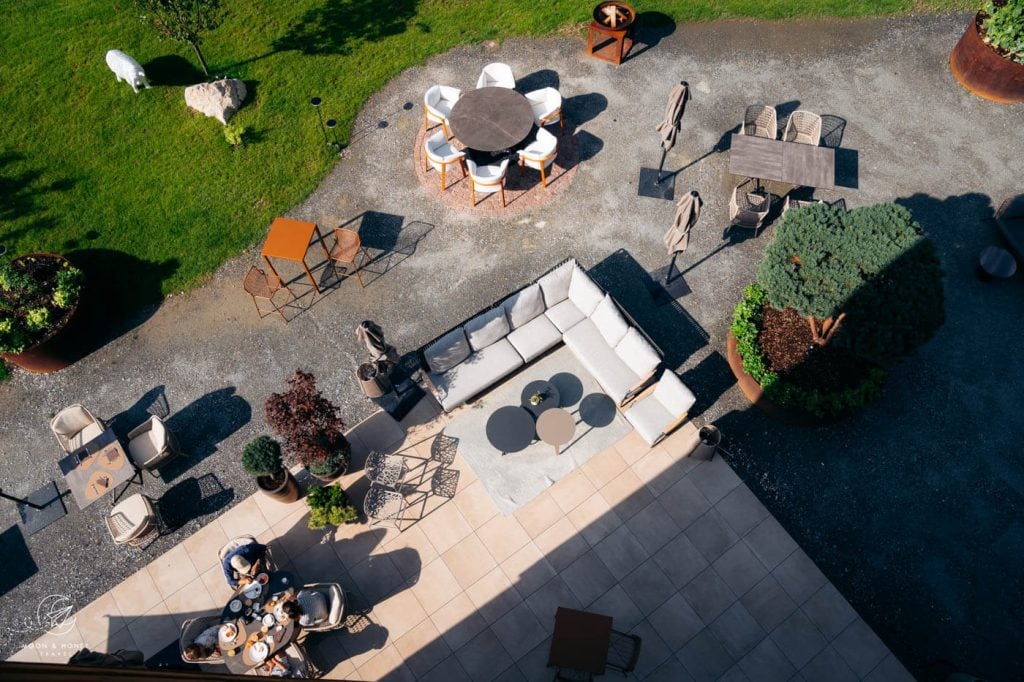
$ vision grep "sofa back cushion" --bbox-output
[424,327,472,373]
[568,265,604,316]
[653,371,696,416]
[615,328,661,378]
[590,294,629,347]
[503,283,545,330]
[465,306,511,351]
[538,260,575,307]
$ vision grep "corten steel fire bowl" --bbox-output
[593,1,635,31]
[588,1,636,65]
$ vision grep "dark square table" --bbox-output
[58,428,138,509]
[547,606,614,675]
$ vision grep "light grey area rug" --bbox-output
[444,346,631,514]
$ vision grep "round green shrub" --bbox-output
[242,436,283,477]
[307,484,359,529]
[24,307,51,332]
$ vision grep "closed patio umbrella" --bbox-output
[662,190,702,282]
[656,81,690,155]
[356,320,396,363]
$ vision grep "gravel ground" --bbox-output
[1,12,1022,677]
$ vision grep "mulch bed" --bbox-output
[758,304,870,392]
[414,123,580,216]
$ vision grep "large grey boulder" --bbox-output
[184,78,247,125]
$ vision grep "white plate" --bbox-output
[243,582,262,599]
[262,614,275,627]
[249,641,269,662]
[228,599,242,613]
[219,623,238,642]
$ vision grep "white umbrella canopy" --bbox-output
[664,190,703,255]
[655,81,690,153]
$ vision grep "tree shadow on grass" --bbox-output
[273,0,419,55]
[141,55,204,87]
[0,151,76,244]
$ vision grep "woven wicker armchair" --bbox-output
[729,179,772,236]
[106,494,160,547]
[179,616,224,664]
[297,583,347,633]
[50,404,104,454]
[782,195,825,214]
[739,105,777,139]
[783,110,822,146]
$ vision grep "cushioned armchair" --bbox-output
[424,129,466,191]
[298,583,347,633]
[476,62,515,89]
[105,493,160,547]
[127,415,181,475]
[466,158,509,207]
[179,615,224,663]
[50,404,104,453]
[518,127,558,188]
[624,371,696,446]
[423,85,461,137]
[739,104,777,139]
[525,87,563,130]
[728,179,772,237]
[783,110,822,146]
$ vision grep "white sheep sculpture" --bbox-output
[105,50,150,93]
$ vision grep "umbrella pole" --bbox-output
[664,253,678,284]
[654,149,669,184]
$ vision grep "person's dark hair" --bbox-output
[282,601,302,619]
[183,644,209,661]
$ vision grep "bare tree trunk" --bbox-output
[808,312,846,346]
[191,42,210,76]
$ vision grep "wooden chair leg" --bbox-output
[500,184,506,208]
[559,115,564,131]
[540,164,547,188]
[442,120,450,138]
[440,163,446,191]
[519,159,524,176]
[470,182,476,206]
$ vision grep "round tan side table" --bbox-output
[536,408,576,455]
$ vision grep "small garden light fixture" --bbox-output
[310,97,329,146]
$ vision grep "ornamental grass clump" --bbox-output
[265,370,351,477]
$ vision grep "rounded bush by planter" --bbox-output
[950,9,1024,103]
[242,436,300,503]
[0,253,85,373]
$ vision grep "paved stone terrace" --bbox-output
[8,412,910,681]
[1,12,1022,679]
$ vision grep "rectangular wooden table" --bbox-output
[57,428,138,509]
[547,607,614,675]
[729,134,836,189]
[261,217,331,295]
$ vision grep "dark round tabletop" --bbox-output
[521,380,561,418]
[449,87,535,152]
[486,405,536,453]
[979,245,1017,278]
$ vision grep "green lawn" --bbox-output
[0,0,969,313]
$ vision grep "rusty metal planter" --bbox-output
[950,12,1024,103]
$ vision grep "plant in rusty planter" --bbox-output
[265,370,351,480]
[950,0,1024,102]
[0,253,84,373]
[242,436,300,503]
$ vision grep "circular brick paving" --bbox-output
[413,123,580,216]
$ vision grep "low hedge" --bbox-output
[731,284,887,418]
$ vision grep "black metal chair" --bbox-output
[606,629,642,675]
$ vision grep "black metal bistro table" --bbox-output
[449,87,535,154]
[521,380,561,418]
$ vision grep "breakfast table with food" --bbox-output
[218,570,298,674]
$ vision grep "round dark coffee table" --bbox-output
[449,87,535,152]
[486,405,536,454]
[521,380,561,418]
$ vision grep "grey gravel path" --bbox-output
[1,12,1021,677]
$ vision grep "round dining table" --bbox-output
[218,571,297,674]
[449,87,535,153]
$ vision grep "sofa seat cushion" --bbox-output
[625,395,676,446]
[545,299,586,333]
[590,294,629,347]
[507,314,562,363]
[614,328,661,378]
[568,265,604,316]
[428,338,524,411]
[424,327,472,374]
[502,283,545,329]
[538,260,575,307]
[465,306,510,351]
[69,422,104,451]
[563,319,640,403]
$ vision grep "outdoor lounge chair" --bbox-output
[424,129,466,191]
[423,85,461,138]
[518,127,559,188]
[105,493,160,547]
[179,615,224,664]
[783,110,822,146]
[466,158,509,207]
[126,415,181,475]
[50,404,104,454]
[623,371,696,447]
[296,583,346,633]
[525,87,563,130]
[243,265,295,322]
[476,62,515,89]
[739,105,777,139]
[728,179,772,236]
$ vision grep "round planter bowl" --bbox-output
[726,331,840,427]
[0,253,83,373]
[307,457,349,482]
[950,13,1024,103]
[256,469,300,503]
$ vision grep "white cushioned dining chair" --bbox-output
[783,110,822,146]
[298,583,347,633]
[466,158,510,207]
[525,87,563,130]
[423,85,461,138]
[624,371,696,447]
[50,404,104,454]
[518,127,559,188]
[127,415,181,476]
[106,493,160,547]
[476,62,515,89]
[424,130,466,191]
[739,104,777,139]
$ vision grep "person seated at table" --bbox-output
[261,652,294,677]
[182,623,221,661]
[280,589,329,628]
[222,541,267,588]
